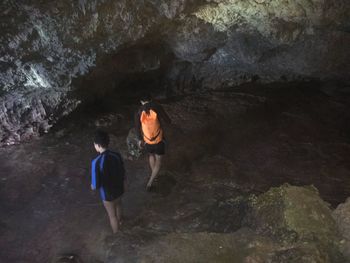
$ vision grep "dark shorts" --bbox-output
[145,140,165,155]
[99,186,124,201]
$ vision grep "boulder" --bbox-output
[244,184,343,261]
[126,128,143,159]
[333,197,350,260]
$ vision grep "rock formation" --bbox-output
[333,198,350,260]
[1,0,349,145]
[105,185,346,262]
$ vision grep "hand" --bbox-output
[91,184,95,190]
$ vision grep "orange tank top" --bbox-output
[140,109,163,144]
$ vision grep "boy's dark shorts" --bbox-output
[145,141,165,155]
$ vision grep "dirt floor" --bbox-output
[0,82,350,262]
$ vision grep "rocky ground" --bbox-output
[0,81,350,262]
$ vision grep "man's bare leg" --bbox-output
[147,154,156,188]
[147,154,162,189]
[103,200,119,233]
[149,154,156,172]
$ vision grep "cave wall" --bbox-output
[1,0,349,145]
[0,0,185,145]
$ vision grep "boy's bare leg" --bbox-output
[147,154,162,188]
[115,198,122,225]
[103,200,119,233]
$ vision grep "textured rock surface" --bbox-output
[103,227,343,262]
[105,183,345,262]
[245,184,339,241]
[130,229,334,263]
[192,0,350,88]
[333,198,350,260]
[1,0,350,145]
[0,89,80,145]
[0,0,179,145]
[244,184,343,261]
[126,127,143,159]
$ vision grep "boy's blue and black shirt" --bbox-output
[91,150,125,201]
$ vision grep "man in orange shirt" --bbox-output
[135,94,171,190]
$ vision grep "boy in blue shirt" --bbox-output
[91,130,126,233]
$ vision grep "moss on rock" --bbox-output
[244,184,344,261]
[246,184,339,242]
